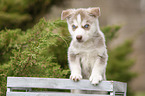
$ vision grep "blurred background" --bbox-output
[0,0,145,96]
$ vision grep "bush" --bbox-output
[107,41,136,96]
[0,19,69,95]
[0,19,136,96]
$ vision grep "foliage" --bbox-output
[0,19,136,96]
[107,41,136,96]
[0,0,64,30]
[107,41,135,81]
[0,19,69,95]
[101,25,120,44]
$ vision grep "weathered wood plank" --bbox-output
[7,92,110,96]
[113,81,127,92]
[7,77,114,91]
[7,77,127,96]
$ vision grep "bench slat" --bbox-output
[7,77,114,91]
[113,81,127,92]
[7,92,110,96]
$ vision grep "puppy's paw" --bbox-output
[70,74,82,82]
[89,74,102,85]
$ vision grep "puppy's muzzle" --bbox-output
[76,35,82,42]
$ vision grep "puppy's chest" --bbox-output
[79,51,97,78]
[80,50,97,67]
[73,46,102,66]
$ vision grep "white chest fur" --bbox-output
[69,39,107,79]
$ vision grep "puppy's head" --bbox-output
[61,7,101,43]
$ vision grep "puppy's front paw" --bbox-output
[70,74,82,82]
[89,74,102,85]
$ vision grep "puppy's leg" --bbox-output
[89,56,107,85]
[68,53,82,81]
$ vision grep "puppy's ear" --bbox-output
[61,9,72,20]
[89,7,101,17]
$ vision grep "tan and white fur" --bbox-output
[61,7,108,86]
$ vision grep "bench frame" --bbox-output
[7,77,127,96]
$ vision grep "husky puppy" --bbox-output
[61,7,108,85]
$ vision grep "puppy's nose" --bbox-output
[76,35,82,41]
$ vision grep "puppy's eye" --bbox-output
[72,25,77,29]
[84,24,89,28]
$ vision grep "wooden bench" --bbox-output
[7,77,127,96]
